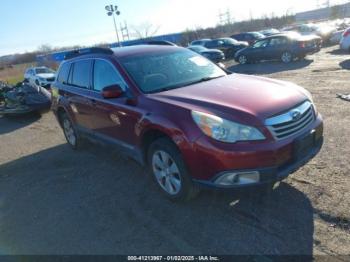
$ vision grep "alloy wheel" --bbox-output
[239,55,247,64]
[152,150,182,195]
[281,52,292,63]
[63,118,77,146]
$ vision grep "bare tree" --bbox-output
[130,22,160,39]
[37,44,53,54]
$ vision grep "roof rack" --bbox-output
[64,47,113,60]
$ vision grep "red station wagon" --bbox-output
[51,46,323,201]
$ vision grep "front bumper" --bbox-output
[190,116,323,190]
[193,135,323,189]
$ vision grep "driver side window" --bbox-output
[93,60,126,92]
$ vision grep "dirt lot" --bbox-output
[0,46,349,256]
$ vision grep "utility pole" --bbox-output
[120,21,130,41]
[105,4,121,47]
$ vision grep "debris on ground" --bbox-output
[0,81,51,115]
[336,93,350,102]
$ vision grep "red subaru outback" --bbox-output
[51,46,323,201]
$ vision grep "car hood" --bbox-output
[36,73,55,78]
[149,74,309,125]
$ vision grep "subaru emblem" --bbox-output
[290,109,301,121]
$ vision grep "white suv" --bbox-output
[24,67,56,88]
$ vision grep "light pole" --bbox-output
[105,4,121,47]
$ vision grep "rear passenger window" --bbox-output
[57,63,71,84]
[93,60,126,92]
[71,60,91,88]
[269,37,288,46]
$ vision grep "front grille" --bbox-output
[265,101,315,140]
[46,77,55,82]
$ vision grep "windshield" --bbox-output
[120,50,226,94]
[35,68,54,74]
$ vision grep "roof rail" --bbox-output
[64,47,113,60]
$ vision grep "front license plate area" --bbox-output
[293,130,315,160]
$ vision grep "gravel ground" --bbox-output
[0,46,349,256]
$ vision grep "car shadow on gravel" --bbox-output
[327,49,348,55]
[0,113,41,135]
[228,60,313,75]
[0,144,314,255]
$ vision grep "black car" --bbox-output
[234,34,321,64]
[188,45,225,63]
[203,38,248,58]
[231,32,265,45]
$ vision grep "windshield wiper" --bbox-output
[184,75,225,86]
[147,75,225,94]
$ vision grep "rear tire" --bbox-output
[281,51,293,63]
[59,112,82,150]
[148,138,199,201]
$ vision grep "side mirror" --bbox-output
[102,84,123,99]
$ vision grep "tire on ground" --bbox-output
[147,137,199,201]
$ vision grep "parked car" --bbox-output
[234,33,321,64]
[231,32,265,45]
[188,46,225,63]
[190,39,211,46]
[340,27,350,52]
[203,38,248,58]
[51,46,323,201]
[330,30,344,45]
[24,66,56,88]
[283,23,336,44]
[143,40,177,46]
[259,28,280,37]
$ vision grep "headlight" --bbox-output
[191,110,265,143]
[304,90,318,114]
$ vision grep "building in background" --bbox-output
[37,32,183,66]
[296,2,350,22]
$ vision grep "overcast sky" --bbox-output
[0,0,349,56]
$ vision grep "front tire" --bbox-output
[148,138,199,201]
[238,55,248,65]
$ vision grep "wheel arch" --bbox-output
[140,127,178,164]
[56,106,68,127]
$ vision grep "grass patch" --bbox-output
[0,63,35,85]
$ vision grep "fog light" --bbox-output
[215,171,260,186]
